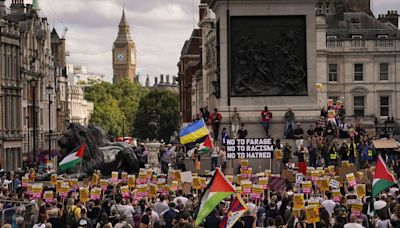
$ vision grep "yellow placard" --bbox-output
[137,184,148,193]
[332,189,341,202]
[327,166,335,175]
[319,178,330,191]
[128,175,136,188]
[139,172,146,180]
[100,179,109,190]
[91,174,99,186]
[357,172,364,181]
[311,170,319,181]
[226,175,234,184]
[355,184,366,198]
[241,180,252,194]
[306,205,320,224]
[346,173,357,187]
[240,160,249,167]
[56,180,62,194]
[149,184,158,198]
[121,172,128,182]
[70,178,78,189]
[259,177,269,189]
[79,187,89,203]
[51,174,57,185]
[235,186,242,195]
[275,149,283,160]
[44,191,54,202]
[90,187,102,200]
[342,160,350,167]
[352,201,363,217]
[192,177,201,190]
[22,176,29,187]
[265,170,272,177]
[111,171,118,183]
[302,181,312,194]
[60,183,70,197]
[293,193,305,210]
[327,99,333,107]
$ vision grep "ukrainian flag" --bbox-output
[179,119,209,145]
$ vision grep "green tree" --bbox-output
[83,78,147,137]
[134,89,179,142]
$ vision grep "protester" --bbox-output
[237,124,248,139]
[209,108,222,140]
[284,108,295,137]
[231,107,241,138]
[261,106,273,137]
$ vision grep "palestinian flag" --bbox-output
[186,134,214,157]
[372,155,396,197]
[195,168,235,226]
[59,144,86,171]
[220,194,248,228]
[369,155,397,216]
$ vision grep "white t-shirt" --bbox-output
[32,224,46,228]
[344,223,364,228]
[173,196,188,206]
[321,199,336,216]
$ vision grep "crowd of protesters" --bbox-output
[0,104,398,228]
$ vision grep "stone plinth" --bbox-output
[146,142,161,170]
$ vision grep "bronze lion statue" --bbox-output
[57,123,139,177]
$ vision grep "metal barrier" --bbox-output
[0,202,36,227]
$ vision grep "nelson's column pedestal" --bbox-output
[206,0,320,171]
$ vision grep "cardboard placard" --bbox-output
[121,172,128,183]
[22,176,29,187]
[332,189,341,202]
[311,170,319,181]
[296,173,304,184]
[128,175,136,188]
[100,179,109,190]
[352,201,363,217]
[79,187,89,203]
[329,179,340,189]
[306,205,320,224]
[241,180,252,194]
[293,193,305,210]
[51,174,57,185]
[355,184,366,198]
[70,178,78,189]
[192,177,202,190]
[121,185,130,199]
[302,181,312,194]
[31,184,43,199]
[111,171,118,183]
[319,178,330,191]
[346,173,357,187]
[180,171,193,183]
[259,177,269,189]
[60,183,70,198]
[91,174,99,186]
[44,191,54,203]
[90,187,101,200]
[251,185,263,199]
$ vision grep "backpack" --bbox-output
[66,207,79,227]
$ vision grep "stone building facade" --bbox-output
[68,85,93,126]
[182,0,400,139]
[0,0,67,170]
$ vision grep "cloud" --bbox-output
[4,0,398,84]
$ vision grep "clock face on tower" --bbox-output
[117,53,125,62]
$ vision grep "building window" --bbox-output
[354,96,365,116]
[380,96,389,117]
[354,64,363,81]
[380,63,389,81]
[328,64,338,82]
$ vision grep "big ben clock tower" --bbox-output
[112,9,136,84]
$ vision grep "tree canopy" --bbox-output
[134,89,179,142]
[83,78,147,138]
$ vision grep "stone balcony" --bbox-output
[326,39,400,52]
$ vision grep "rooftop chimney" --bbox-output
[166,75,170,84]
[0,0,6,18]
[160,74,164,83]
[10,0,25,15]
[154,77,158,85]
[199,1,207,22]
[385,10,399,27]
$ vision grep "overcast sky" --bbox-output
[4,0,400,84]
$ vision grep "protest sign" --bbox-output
[149,184,158,198]
[171,181,179,191]
[111,171,118,183]
[319,178,330,191]
[60,183,70,198]
[22,176,29,187]
[352,201,363,217]
[235,186,242,195]
[121,185,130,199]
[80,187,89,203]
[226,175,234,184]
[293,193,305,210]
[92,174,99,186]
[346,173,357,187]
[70,178,78,189]
[240,160,249,168]
[251,185,263,200]
[332,189,341,202]
[226,138,273,159]
[192,177,202,190]
[31,184,43,199]
[44,191,53,203]
[329,179,340,189]
[259,177,268,189]
[90,188,101,200]
[302,181,312,194]
[180,171,193,183]
[241,180,252,194]
[56,180,62,194]
[306,205,320,224]
[295,173,303,184]
[311,170,319,181]
[327,99,333,107]
[100,179,109,190]
[355,184,366,198]
[121,172,128,183]
[51,174,57,185]
[128,175,136,188]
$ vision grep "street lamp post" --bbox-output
[29,78,37,167]
[46,85,53,161]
